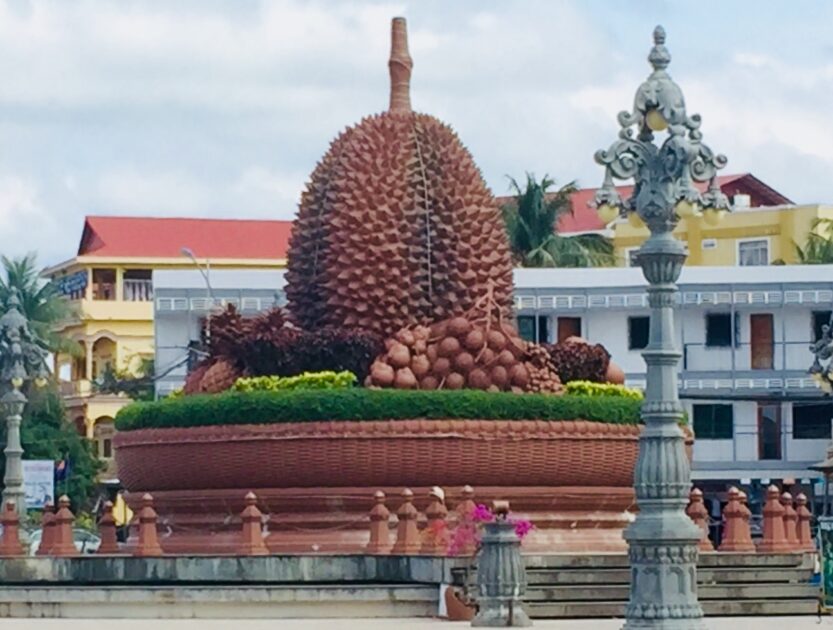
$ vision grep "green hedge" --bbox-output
[115,389,643,432]
[564,380,643,400]
[232,370,357,392]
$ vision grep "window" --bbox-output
[557,317,582,342]
[813,311,832,342]
[693,404,734,440]
[705,313,735,347]
[628,316,649,350]
[793,403,832,440]
[123,269,153,301]
[517,315,550,343]
[758,404,782,460]
[738,239,769,266]
[626,249,639,267]
[91,269,116,300]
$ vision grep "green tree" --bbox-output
[0,253,78,357]
[0,387,103,510]
[795,218,833,264]
[0,254,99,510]
[502,173,615,268]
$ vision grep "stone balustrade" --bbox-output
[3,484,818,558]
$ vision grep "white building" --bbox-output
[515,265,833,515]
[152,269,286,398]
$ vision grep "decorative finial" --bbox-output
[388,17,413,113]
[648,25,671,72]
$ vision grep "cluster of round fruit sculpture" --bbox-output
[367,287,563,393]
[186,18,622,396]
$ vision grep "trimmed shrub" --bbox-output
[565,380,643,400]
[115,389,642,432]
[232,371,357,392]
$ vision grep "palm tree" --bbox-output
[501,173,615,268]
[0,253,78,357]
[795,218,833,264]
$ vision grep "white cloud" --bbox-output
[0,0,830,265]
[96,170,214,217]
[0,175,46,233]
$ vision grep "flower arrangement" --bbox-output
[446,503,534,556]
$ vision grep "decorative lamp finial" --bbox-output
[648,25,671,72]
[388,17,413,113]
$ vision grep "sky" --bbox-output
[0,0,831,265]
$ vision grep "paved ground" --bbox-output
[0,619,831,629]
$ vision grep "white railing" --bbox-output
[123,279,153,302]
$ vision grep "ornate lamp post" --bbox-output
[1,294,49,515]
[593,27,732,629]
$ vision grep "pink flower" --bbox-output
[472,503,495,523]
[512,519,534,540]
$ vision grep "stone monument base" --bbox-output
[125,486,634,555]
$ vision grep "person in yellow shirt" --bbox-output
[112,492,133,543]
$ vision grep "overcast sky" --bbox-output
[0,0,831,265]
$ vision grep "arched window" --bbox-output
[93,417,115,459]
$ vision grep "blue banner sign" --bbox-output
[54,271,88,296]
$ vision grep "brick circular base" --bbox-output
[114,419,656,491]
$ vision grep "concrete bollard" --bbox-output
[366,491,392,554]
[391,488,420,555]
[738,491,756,549]
[52,495,77,557]
[0,501,24,556]
[421,487,449,555]
[781,492,799,550]
[97,501,121,555]
[35,501,55,556]
[472,501,532,627]
[239,492,269,556]
[759,485,791,553]
[795,493,815,552]
[718,487,754,552]
[685,488,714,552]
[454,485,478,557]
[133,493,163,557]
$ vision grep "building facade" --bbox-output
[514,266,833,517]
[614,202,833,268]
[44,216,290,472]
[153,269,286,398]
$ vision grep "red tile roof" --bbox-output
[78,216,292,259]
[495,173,793,234]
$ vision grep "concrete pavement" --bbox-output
[0,619,830,629]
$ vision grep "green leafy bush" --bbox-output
[232,370,357,392]
[565,380,643,400]
[115,389,642,432]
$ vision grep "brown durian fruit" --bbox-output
[285,18,513,338]
[199,359,242,394]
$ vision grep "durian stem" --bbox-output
[389,17,413,113]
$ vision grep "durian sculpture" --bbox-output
[285,18,514,338]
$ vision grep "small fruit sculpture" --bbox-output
[366,287,563,394]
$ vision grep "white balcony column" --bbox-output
[115,267,124,302]
[85,339,93,381]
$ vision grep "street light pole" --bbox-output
[180,247,215,347]
[593,27,732,629]
[1,294,48,515]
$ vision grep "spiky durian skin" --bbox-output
[285,111,514,337]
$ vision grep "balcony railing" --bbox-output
[682,340,812,374]
[123,279,153,302]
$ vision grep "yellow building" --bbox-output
[44,216,290,472]
[615,202,833,267]
[605,173,832,267]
